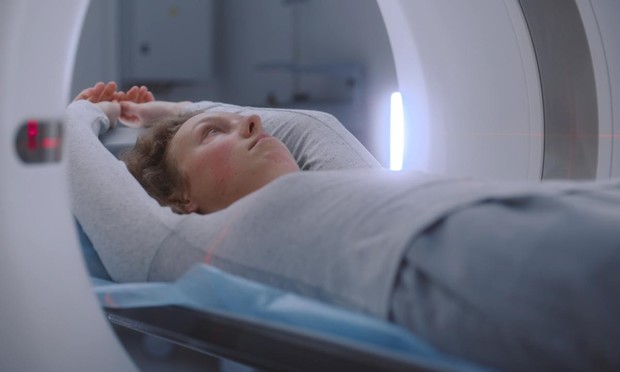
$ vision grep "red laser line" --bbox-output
[104,292,118,308]
[439,131,620,139]
[203,213,239,264]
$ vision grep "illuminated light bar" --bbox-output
[390,92,404,171]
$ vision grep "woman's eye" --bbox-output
[203,127,221,139]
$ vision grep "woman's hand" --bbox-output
[74,81,119,102]
[74,81,157,128]
[74,81,153,103]
[73,81,191,128]
[74,81,123,128]
[114,85,154,104]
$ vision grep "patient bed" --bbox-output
[78,213,485,371]
[94,264,488,371]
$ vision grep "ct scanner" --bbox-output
[1,0,618,370]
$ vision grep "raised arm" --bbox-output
[66,84,181,282]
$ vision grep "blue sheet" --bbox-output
[94,264,489,371]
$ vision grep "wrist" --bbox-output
[175,101,192,114]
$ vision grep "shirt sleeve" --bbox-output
[65,100,181,282]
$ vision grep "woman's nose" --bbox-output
[240,114,262,137]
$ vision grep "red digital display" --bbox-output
[41,137,59,149]
[16,119,63,164]
[27,120,38,150]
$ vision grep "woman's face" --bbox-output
[168,112,299,213]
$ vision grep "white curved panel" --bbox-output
[575,0,613,179]
[0,1,135,370]
[377,0,543,180]
[577,0,620,179]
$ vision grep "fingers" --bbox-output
[90,82,106,100]
[112,91,126,101]
[74,82,154,106]
[122,85,153,103]
[74,81,119,102]
[87,82,107,102]
[74,87,91,101]
[97,81,117,102]
[124,86,139,101]
[74,81,104,101]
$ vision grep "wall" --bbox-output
[71,0,119,99]
[300,0,398,164]
[216,0,398,164]
[72,0,398,165]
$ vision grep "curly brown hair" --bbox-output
[120,111,198,214]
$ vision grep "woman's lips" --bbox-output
[250,133,270,150]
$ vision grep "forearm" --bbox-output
[145,101,192,125]
[121,100,193,128]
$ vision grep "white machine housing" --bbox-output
[0,1,135,370]
[379,0,620,181]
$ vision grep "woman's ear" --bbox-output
[168,194,199,214]
[180,189,200,214]
[182,200,199,214]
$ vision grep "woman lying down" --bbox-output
[67,82,620,371]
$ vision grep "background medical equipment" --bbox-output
[1,0,619,370]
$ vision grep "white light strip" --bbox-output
[390,92,404,171]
